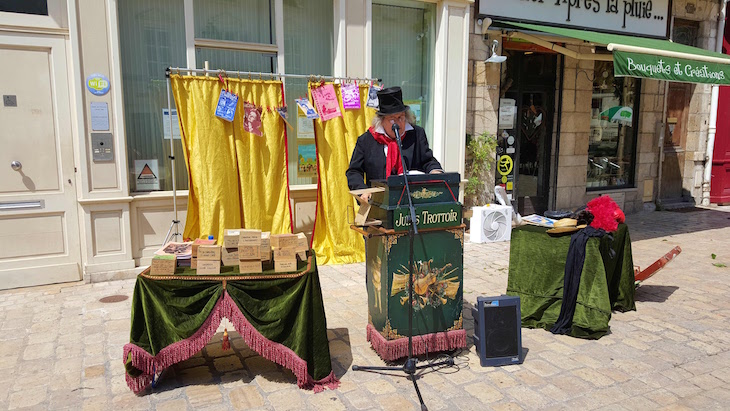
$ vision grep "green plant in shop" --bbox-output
[464,131,497,207]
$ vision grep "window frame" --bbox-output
[586,61,641,192]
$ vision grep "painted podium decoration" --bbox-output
[363,172,466,361]
[366,229,466,361]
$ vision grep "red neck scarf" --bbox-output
[369,126,403,176]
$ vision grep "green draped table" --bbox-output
[123,254,338,393]
[506,223,636,339]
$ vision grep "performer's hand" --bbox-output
[360,193,372,203]
[429,169,444,174]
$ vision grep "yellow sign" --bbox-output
[501,176,507,183]
[498,155,513,176]
[506,181,513,190]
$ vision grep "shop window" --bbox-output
[194,0,274,44]
[587,61,639,190]
[0,0,47,15]
[372,1,436,146]
[119,0,334,192]
[118,0,188,192]
[195,48,276,73]
[283,0,333,186]
[118,0,334,192]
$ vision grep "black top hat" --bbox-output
[376,86,408,115]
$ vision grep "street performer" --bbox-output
[346,86,443,202]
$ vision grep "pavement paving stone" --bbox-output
[1,206,730,409]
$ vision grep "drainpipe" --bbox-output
[702,0,729,205]
[656,17,674,206]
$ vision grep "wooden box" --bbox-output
[197,259,221,275]
[221,247,239,266]
[239,259,263,274]
[197,245,221,261]
[150,255,176,275]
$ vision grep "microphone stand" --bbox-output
[351,123,454,411]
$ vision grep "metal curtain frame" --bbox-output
[161,67,381,244]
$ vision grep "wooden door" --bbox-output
[661,83,691,201]
[0,34,82,288]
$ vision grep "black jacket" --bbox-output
[346,125,442,190]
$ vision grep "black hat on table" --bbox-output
[376,86,408,115]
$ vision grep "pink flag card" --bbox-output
[311,84,342,121]
[341,82,361,110]
[243,102,263,136]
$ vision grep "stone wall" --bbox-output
[465,7,500,206]
[670,0,720,204]
[466,1,722,212]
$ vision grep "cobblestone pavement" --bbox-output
[1,206,729,410]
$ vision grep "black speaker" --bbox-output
[472,295,523,366]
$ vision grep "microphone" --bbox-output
[392,123,400,136]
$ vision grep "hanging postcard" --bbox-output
[366,84,383,109]
[276,106,288,120]
[243,102,263,136]
[311,84,342,121]
[295,98,319,119]
[215,89,238,122]
[297,143,317,178]
[341,83,361,110]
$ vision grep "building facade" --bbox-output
[0,0,472,289]
[467,0,726,215]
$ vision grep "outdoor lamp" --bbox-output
[486,40,507,64]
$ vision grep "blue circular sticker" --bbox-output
[86,73,110,96]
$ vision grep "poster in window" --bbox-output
[135,159,160,191]
[297,110,315,140]
[162,109,181,139]
[404,100,421,125]
[297,143,317,178]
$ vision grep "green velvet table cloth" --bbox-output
[123,255,338,393]
[506,223,636,339]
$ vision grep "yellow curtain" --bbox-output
[171,75,292,241]
[309,83,375,264]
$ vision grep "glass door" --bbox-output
[499,51,556,216]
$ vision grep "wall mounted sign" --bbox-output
[614,50,730,85]
[477,0,670,39]
[86,73,110,96]
[90,102,109,131]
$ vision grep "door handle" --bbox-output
[11,161,22,171]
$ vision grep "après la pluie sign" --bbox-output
[478,0,670,39]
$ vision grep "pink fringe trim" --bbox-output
[366,323,467,362]
[123,291,339,394]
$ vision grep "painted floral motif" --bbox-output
[390,259,460,311]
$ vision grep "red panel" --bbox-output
[712,7,730,204]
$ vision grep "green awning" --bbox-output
[498,21,730,85]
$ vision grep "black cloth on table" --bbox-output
[550,226,610,335]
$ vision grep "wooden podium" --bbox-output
[352,173,466,361]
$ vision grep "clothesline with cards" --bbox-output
[165,67,381,84]
[167,66,385,126]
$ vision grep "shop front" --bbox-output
[0,0,472,288]
[470,0,729,214]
